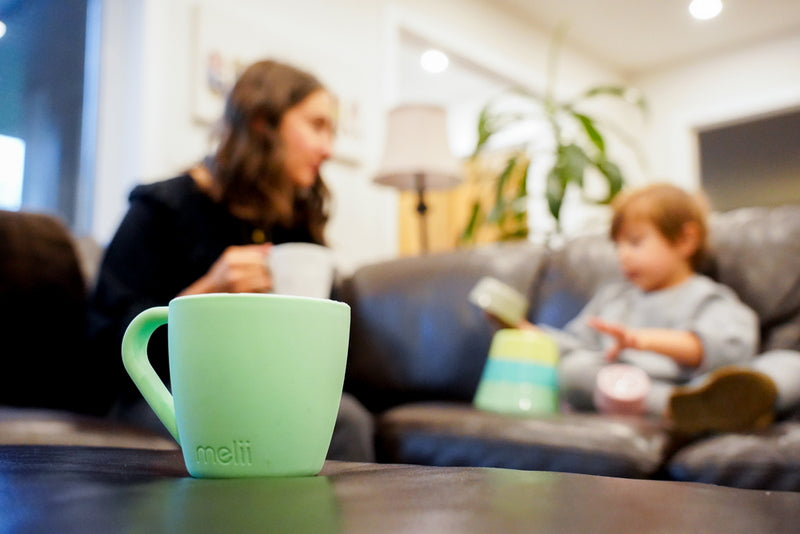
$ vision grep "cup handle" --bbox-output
[121,306,179,442]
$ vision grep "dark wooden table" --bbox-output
[1,445,799,533]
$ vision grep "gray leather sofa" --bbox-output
[0,210,176,449]
[339,204,800,490]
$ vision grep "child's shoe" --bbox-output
[668,367,777,434]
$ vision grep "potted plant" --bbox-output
[460,29,647,244]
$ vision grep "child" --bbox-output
[511,183,777,433]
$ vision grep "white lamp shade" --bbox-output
[374,104,463,191]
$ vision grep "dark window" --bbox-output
[699,108,800,211]
[0,0,93,230]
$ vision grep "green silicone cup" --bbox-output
[122,293,350,478]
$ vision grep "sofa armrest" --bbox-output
[0,210,96,413]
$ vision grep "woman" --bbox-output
[87,60,374,461]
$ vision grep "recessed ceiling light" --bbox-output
[689,0,723,20]
[420,49,449,74]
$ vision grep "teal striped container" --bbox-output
[474,329,559,415]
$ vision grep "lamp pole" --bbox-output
[373,105,462,256]
[415,172,429,254]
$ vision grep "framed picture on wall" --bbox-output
[190,4,365,165]
[190,5,256,125]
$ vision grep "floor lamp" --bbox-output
[374,104,462,254]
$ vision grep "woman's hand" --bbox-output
[179,244,273,296]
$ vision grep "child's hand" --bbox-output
[588,317,639,361]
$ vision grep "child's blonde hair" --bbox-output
[610,183,710,270]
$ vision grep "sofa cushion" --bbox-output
[341,242,547,413]
[706,206,800,352]
[377,402,673,479]
[667,421,800,491]
[530,234,622,329]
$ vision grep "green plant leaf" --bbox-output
[473,106,535,156]
[515,158,530,198]
[594,157,624,203]
[487,155,520,223]
[496,156,517,196]
[512,159,530,224]
[510,195,528,212]
[559,143,589,188]
[487,202,505,224]
[511,197,528,226]
[581,85,627,99]
[546,144,589,225]
[579,85,648,114]
[573,112,605,154]
[546,167,566,222]
[474,105,494,155]
[500,226,529,241]
[459,201,484,245]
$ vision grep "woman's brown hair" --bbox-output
[610,183,710,270]
[210,60,330,244]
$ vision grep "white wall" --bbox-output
[94,0,389,273]
[93,0,628,271]
[93,0,693,272]
[634,32,800,196]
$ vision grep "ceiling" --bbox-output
[395,0,800,156]
[490,0,800,77]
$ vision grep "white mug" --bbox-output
[268,243,335,299]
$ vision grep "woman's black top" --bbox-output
[86,174,315,409]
